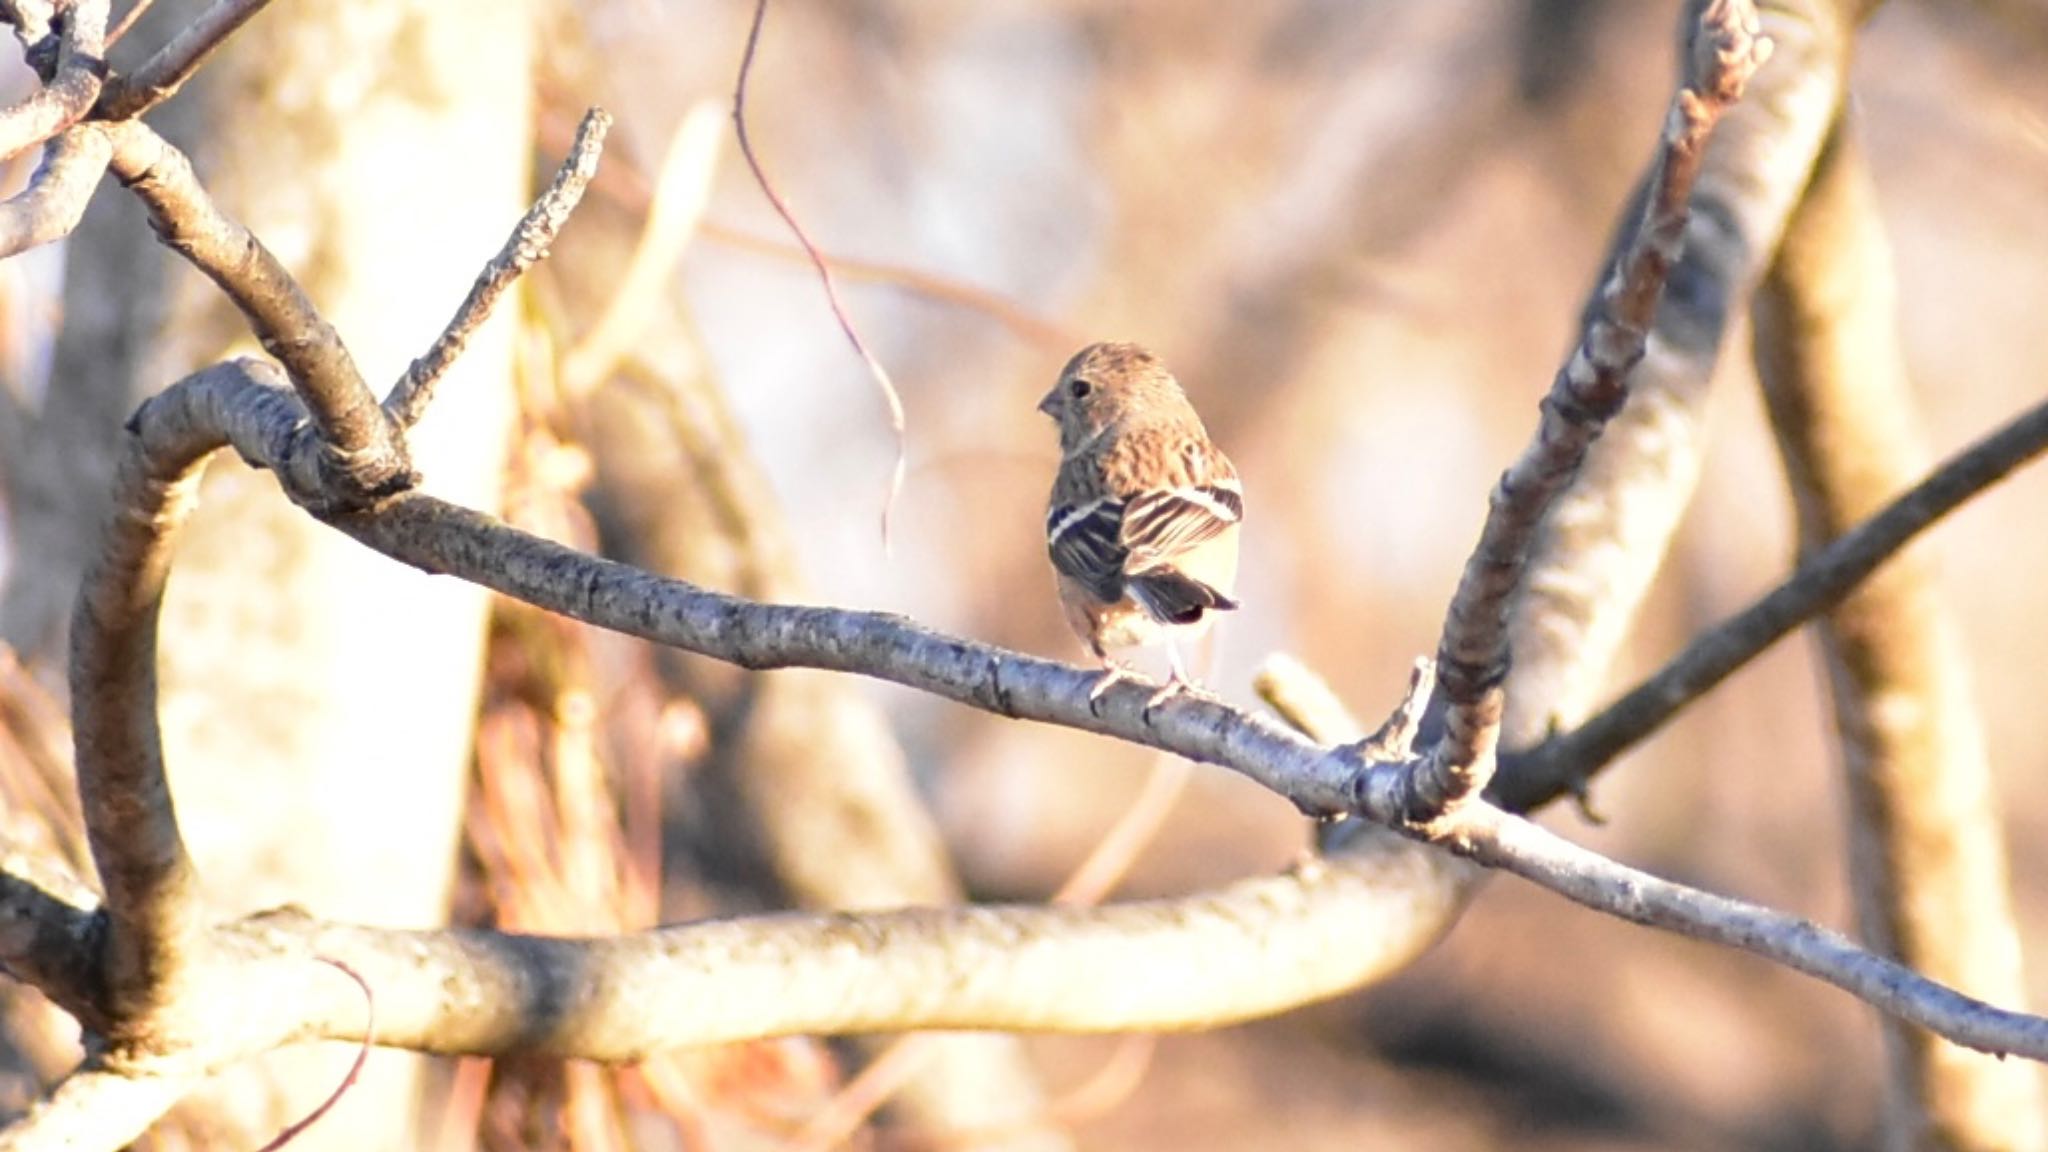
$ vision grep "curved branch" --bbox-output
[102,121,407,502]
[0,826,1471,1128]
[0,121,110,258]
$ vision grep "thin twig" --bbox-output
[251,958,375,1152]
[0,0,108,163]
[105,0,155,45]
[1496,388,2048,811]
[386,107,611,428]
[1391,0,1772,825]
[731,0,909,548]
[700,221,1078,351]
[96,0,273,120]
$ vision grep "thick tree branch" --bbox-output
[0,121,110,258]
[1754,119,2042,1148]
[0,824,1471,1132]
[0,1062,202,1152]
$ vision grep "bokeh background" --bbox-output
[4,0,2048,1148]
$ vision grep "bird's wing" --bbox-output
[1119,479,1242,572]
[1047,497,1129,603]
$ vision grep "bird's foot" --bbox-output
[1141,668,1217,722]
[1087,661,1145,714]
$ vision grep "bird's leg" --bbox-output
[1142,643,1215,718]
[1088,655,1144,713]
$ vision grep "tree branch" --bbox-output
[101,120,409,503]
[1391,0,1771,823]
[0,0,107,163]
[1446,802,2048,1061]
[1496,389,2048,811]
[1753,117,2042,1146]
[1493,0,1862,769]
[93,0,273,120]
[0,1061,202,1152]
[0,121,110,259]
[384,107,610,428]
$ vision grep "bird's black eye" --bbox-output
[1069,377,1092,399]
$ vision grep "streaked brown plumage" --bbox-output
[1039,342,1242,704]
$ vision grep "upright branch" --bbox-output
[67,361,298,1039]
[1377,0,1772,826]
[386,107,611,428]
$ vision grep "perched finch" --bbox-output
[1039,342,1242,706]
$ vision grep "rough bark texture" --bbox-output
[0,0,531,1145]
[1754,119,2042,1152]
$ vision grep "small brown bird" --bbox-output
[1039,342,1242,707]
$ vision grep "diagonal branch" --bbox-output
[1496,390,2048,811]
[93,0,273,120]
[385,107,611,428]
[102,120,408,503]
[1388,0,1772,824]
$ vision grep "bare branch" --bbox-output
[0,824,1473,1060]
[95,0,273,120]
[0,0,107,163]
[1753,119,2042,1143]
[1498,391,2048,811]
[67,361,268,1033]
[1447,802,2048,1062]
[1394,0,1772,823]
[102,121,408,502]
[732,0,908,546]
[385,107,611,428]
[0,1062,202,1152]
[104,0,154,45]
[0,121,110,259]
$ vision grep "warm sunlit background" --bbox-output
[5,1,2048,1149]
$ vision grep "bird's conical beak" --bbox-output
[1036,388,1061,418]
